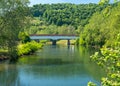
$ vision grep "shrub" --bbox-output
[90,34,120,86]
[17,41,43,56]
[87,82,97,86]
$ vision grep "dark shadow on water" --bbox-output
[39,58,72,65]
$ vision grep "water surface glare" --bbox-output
[0,45,105,86]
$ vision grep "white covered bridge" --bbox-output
[30,34,79,45]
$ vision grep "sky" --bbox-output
[29,0,100,6]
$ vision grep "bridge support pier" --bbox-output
[35,39,39,43]
[67,40,70,45]
[52,40,57,45]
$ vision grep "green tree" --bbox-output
[0,0,29,61]
[87,2,120,85]
[91,34,120,86]
[18,32,31,43]
[79,2,120,47]
[99,0,110,5]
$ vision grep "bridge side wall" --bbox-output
[30,36,79,45]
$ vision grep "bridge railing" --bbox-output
[30,34,79,36]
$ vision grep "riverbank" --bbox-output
[0,41,43,62]
[46,40,76,45]
[0,52,9,61]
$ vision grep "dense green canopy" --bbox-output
[0,0,29,61]
[30,3,106,27]
[79,2,120,47]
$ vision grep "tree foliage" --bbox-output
[0,0,29,61]
[79,2,120,47]
[91,34,120,86]
[26,17,77,35]
[84,1,120,85]
[18,32,31,43]
[30,3,105,28]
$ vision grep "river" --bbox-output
[0,45,105,86]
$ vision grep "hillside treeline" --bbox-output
[27,3,108,35]
[30,3,106,28]
[29,2,120,47]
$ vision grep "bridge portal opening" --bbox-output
[51,40,72,45]
[52,40,57,45]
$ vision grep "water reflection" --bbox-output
[0,45,105,86]
[0,63,20,86]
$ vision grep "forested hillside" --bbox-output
[27,3,107,35]
[28,2,120,47]
[30,3,101,27]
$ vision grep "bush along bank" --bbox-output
[90,34,120,86]
[17,41,43,56]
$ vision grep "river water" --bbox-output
[0,45,105,86]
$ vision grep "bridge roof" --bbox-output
[30,34,79,36]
